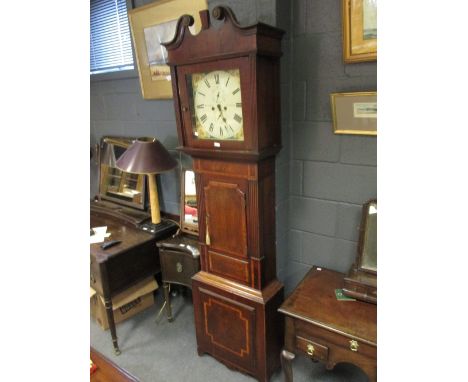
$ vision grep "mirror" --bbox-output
[343,198,377,304]
[180,169,198,235]
[99,136,147,210]
[358,200,377,273]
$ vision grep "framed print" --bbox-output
[342,0,377,63]
[330,91,377,135]
[128,0,208,99]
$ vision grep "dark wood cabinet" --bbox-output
[90,201,178,354]
[159,235,200,287]
[157,235,200,321]
[164,7,284,381]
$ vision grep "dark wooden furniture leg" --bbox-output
[281,349,295,382]
[104,297,121,355]
[163,282,173,322]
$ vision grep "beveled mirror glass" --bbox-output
[180,169,198,235]
[99,136,147,210]
[358,199,377,274]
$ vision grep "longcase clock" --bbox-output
[164,7,284,382]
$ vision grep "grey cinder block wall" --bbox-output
[283,0,376,292]
[89,0,376,293]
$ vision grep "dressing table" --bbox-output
[279,267,377,382]
[90,136,178,354]
[279,199,377,381]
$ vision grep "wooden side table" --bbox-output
[157,234,200,321]
[278,266,377,382]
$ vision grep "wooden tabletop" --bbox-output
[90,212,154,262]
[279,266,376,345]
[90,347,139,382]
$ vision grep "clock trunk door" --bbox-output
[203,177,250,285]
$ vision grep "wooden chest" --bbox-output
[157,235,201,288]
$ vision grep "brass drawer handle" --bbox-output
[349,340,359,352]
[306,344,315,357]
[176,262,183,273]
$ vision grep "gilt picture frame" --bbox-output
[330,91,377,135]
[342,0,377,63]
[128,0,208,99]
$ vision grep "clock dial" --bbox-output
[189,69,244,141]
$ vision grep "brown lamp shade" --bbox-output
[116,137,177,174]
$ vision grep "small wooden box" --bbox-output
[157,235,200,289]
[157,234,201,322]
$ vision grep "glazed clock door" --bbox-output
[176,56,254,152]
[203,177,251,285]
[190,69,244,141]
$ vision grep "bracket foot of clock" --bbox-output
[192,271,284,382]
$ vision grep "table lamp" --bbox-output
[116,137,177,227]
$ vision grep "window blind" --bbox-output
[90,0,134,74]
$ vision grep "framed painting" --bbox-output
[128,0,208,99]
[330,91,377,135]
[342,0,377,63]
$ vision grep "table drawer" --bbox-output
[295,335,328,362]
[295,320,376,360]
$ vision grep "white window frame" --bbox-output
[91,0,138,81]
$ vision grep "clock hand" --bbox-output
[217,104,227,121]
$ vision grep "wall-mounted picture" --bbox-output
[128,0,208,99]
[342,0,377,63]
[143,19,178,81]
[330,91,377,135]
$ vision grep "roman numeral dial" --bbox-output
[190,69,244,141]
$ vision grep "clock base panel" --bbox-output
[192,271,284,382]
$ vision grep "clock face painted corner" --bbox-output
[176,57,253,153]
[188,69,244,141]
